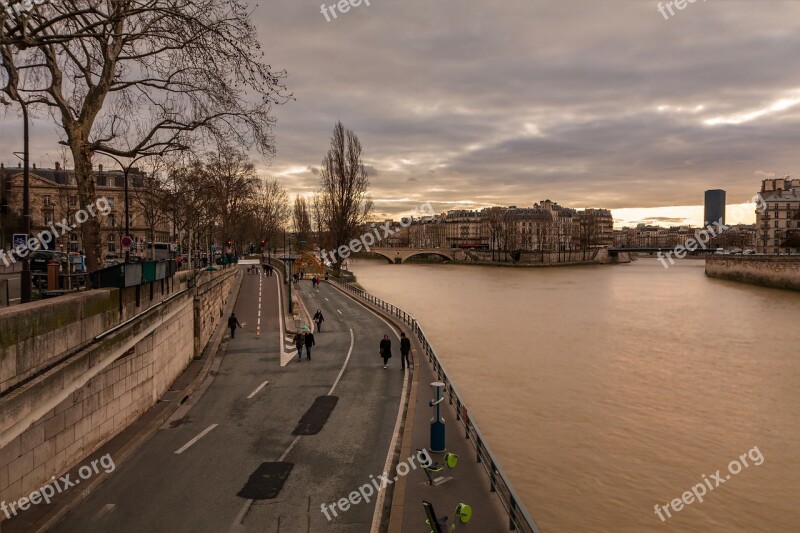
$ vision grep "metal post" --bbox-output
[21,102,31,303]
[429,381,446,453]
[123,165,130,263]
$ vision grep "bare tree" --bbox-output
[318,122,373,271]
[292,195,312,250]
[1,0,290,270]
[253,178,289,253]
[199,146,258,247]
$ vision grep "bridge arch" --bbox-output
[402,251,453,263]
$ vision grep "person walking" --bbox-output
[379,334,392,369]
[313,309,325,332]
[294,330,305,361]
[304,330,315,361]
[228,313,242,339]
[400,332,412,371]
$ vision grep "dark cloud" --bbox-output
[3,1,800,224]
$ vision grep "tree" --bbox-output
[317,122,373,271]
[292,195,312,250]
[199,146,258,246]
[253,179,289,253]
[1,0,290,270]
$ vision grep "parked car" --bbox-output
[29,250,69,273]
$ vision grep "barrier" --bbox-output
[330,277,541,533]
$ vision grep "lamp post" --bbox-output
[20,100,31,302]
[9,99,32,302]
[96,152,152,263]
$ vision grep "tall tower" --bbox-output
[704,189,726,226]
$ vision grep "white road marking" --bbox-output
[278,435,302,462]
[325,297,329,301]
[327,328,355,396]
[92,503,116,522]
[337,309,342,314]
[174,424,218,454]
[247,380,269,399]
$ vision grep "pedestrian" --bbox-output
[228,313,242,339]
[268,265,273,276]
[379,334,392,369]
[262,263,267,274]
[294,330,305,361]
[400,332,411,371]
[324,272,329,281]
[304,330,315,360]
[313,309,324,332]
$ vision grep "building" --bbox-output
[755,177,800,254]
[0,162,170,261]
[704,189,726,226]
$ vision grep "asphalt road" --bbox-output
[52,270,405,533]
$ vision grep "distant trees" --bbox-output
[292,195,313,251]
[316,122,373,271]
[1,0,290,270]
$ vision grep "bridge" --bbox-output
[367,247,456,264]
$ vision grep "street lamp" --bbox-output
[95,152,152,263]
[8,98,32,302]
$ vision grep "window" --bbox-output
[108,214,116,227]
[43,195,51,206]
[107,233,117,253]
[68,195,77,208]
[43,211,53,226]
[107,197,115,209]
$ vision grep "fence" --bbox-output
[329,277,541,533]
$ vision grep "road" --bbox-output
[52,267,405,532]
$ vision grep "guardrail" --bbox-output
[330,276,541,533]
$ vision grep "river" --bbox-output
[349,257,800,532]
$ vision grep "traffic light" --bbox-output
[261,239,266,246]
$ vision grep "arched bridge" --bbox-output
[367,247,455,264]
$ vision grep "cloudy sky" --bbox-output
[3,0,800,227]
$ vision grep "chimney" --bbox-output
[32,163,36,170]
[98,164,103,172]
[55,161,61,171]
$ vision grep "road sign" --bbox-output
[12,234,27,248]
[121,235,133,248]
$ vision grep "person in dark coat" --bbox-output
[313,309,324,332]
[294,330,304,361]
[304,331,315,360]
[379,334,392,369]
[400,332,412,371]
[228,313,242,339]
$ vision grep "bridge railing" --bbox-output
[329,277,541,533]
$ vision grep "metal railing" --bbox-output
[330,277,541,533]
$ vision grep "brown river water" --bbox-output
[349,257,800,532]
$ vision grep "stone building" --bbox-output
[756,176,800,254]
[0,162,170,260]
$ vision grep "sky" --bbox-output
[2,0,800,227]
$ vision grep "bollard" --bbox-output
[47,259,59,291]
[429,381,446,453]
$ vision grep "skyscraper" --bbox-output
[704,189,726,226]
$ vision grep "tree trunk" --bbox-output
[71,141,102,272]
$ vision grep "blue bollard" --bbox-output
[430,381,446,453]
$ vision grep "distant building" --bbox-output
[0,162,170,261]
[704,189,726,226]
[755,177,800,254]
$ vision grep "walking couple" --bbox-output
[294,329,315,361]
[379,332,412,370]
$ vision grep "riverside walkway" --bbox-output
[1,263,534,532]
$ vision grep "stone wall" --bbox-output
[193,268,238,357]
[0,266,238,514]
[705,256,800,291]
